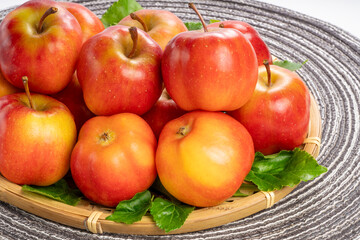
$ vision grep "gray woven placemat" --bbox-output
[0,0,359,239]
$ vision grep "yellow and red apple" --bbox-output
[162,4,258,112]
[77,25,162,116]
[156,111,254,207]
[71,113,157,207]
[0,77,77,186]
[118,9,187,50]
[229,63,310,155]
[0,0,83,94]
[0,70,21,97]
[208,20,272,66]
[59,1,104,43]
[142,90,186,139]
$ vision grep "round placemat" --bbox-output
[0,0,359,239]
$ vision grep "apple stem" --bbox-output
[37,7,58,33]
[161,89,172,100]
[128,27,138,58]
[263,60,272,87]
[130,13,148,32]
[22,76,34,109]
[219,23,225,28]
[188,3,208,32]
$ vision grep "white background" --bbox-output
[1,0,360,39]
[257,0,360,39]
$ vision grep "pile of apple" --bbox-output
[0,0,310,208]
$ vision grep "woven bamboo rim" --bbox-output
[0,94,321,235]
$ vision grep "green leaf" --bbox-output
[233,182,259,197]
[209,19,220,23]
[106,190,152,224]
[245,148,327,191]
[150,177,182,203]
[184,22,203,31]
[150,197,195,233]
[232,191,248,197]
[273,59,308,71]
[22,179,82,206]
[101,0,143,28]
[185,19,221,31]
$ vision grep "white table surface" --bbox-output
[1,0,359,39]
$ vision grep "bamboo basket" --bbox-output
[0,94,321,235]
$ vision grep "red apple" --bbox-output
[71,113,157,207]
[0,70,21,97]
[229,62,310,155]
[77,25,162,116]
[0,0,83,94]
[52,74,94,131]
[0,77,77,186]
[118,9,187,50]
[162,4,258,111]
[208,20,272,66]
[156,111,254,207]
[58,1,104,43]
[142,89,186,138]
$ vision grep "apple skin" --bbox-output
[0,71,21,97]
[71,113,157,207]
[156,111,254,207]
[118,9,187,50]
[52,74,94,131]
[208,21,272,66]
[0,93,77,186]
[142,90,186,139]
[58,1,104,43]
[77,25,163,116]
[162,27,258,111]
[229,65,310,155]
[0,0,83,94]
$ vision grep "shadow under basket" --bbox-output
[0,93,321,235]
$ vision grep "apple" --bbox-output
[71,113,157,207]
[0,77,77,186]
[0,0,83,94]
[77,25,162,116]
[156,111,255,207]
[52,74,94,131]
[58,1,104,43]
[118,9,187,50]
[208,20,272,66]
[0,70,21,97]
[142,89,186,139]
[229,61,310,155]
[162,3,258,111]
